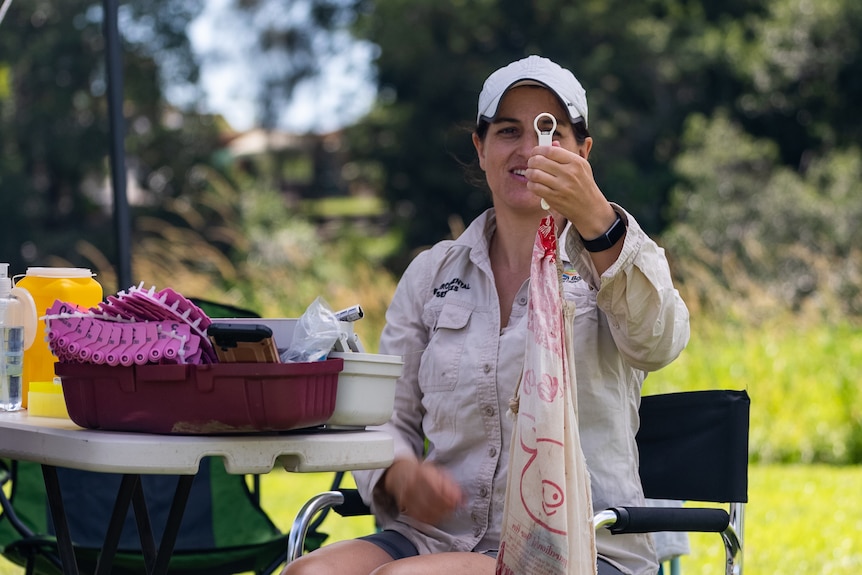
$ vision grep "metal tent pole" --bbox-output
[103,0,132,290]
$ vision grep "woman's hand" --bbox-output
[383,458,463,525]
[526,142,617,240]
[527,141,624,273]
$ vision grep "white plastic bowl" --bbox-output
[326,351,402,428]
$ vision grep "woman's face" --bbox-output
[473,86,590,215]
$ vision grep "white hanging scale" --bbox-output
[533,112,557,211]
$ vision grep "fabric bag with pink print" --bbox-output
[495,215,597,575]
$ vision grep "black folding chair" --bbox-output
[594,390,749,575]
[287,390,750,575]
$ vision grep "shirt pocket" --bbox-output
[563,281,597,318]
[419,302,473,393]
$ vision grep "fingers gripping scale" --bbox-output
[533,112,557,211]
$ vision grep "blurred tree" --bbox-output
[664,113,862,320]
[219,0,365,130]
[648,0,862,168]
[661,0,862,319]
[0,0,213,286]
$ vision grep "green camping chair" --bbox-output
[0,457,292,575]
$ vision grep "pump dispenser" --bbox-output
[0,264,37,410]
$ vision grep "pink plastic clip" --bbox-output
[151,322,189,363]
[91,324,122,365]
[50,315,86,349]
[120,324,148,367]
[179,334,202,365]
[76,321,105,362]
[105,324,134,366]
[65,318,96,355]
[148,322,173,362]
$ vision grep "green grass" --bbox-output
[300,195,387,218]
[2,465,860,575]
[680,464,862,574]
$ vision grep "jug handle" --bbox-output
[11,286,38,351]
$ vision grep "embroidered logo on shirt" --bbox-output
[561,263,582,284]
[433,278,471,298]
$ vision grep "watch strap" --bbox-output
[580,212,625,253]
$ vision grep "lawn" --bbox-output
[678,464,862,574]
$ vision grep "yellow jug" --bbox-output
[15,267,102,407]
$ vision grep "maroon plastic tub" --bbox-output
[54,359,343,434]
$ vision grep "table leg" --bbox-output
[131,477,157,572]
[150,474,195,575]
[40,469,195,575]
[94,474,138,575]
[41,465,79,575]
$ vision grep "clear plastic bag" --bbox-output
[280,297,341,363]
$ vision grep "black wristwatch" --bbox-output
[579,212,626,252]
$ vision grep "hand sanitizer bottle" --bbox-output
[0,264,37,411]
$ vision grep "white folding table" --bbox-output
[0,411,393,575]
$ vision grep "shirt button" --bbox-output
[488,446,497,457]
[479,486,489,498]
[473,526,483,536]
[483,363,491,373]
[483,405,495,417]
[518,296,528,305]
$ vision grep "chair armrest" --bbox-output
[595,506,730,534]
[332,488,371,517]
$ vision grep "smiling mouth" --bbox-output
[512,169,527,177]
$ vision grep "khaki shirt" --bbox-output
[354,206,690,575]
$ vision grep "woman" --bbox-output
[283,55,690,575]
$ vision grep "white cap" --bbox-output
[25,267,93,278]
[477,55,588,127]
